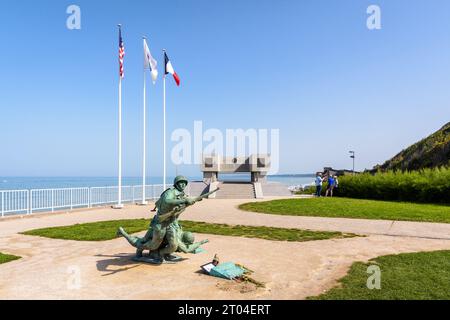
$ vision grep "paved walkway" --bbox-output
[0,198,449,299]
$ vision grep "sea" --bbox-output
[0,175,315,191]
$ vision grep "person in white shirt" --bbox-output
[315,173,325,197]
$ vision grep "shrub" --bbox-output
[336,167,450,204]
[296,183,330,196]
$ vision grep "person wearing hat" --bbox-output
[315,172,325,197]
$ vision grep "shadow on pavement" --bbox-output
[95,253,144,276]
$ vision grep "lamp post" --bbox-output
[349,151,355,175]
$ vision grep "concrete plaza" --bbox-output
[1,198,449,299]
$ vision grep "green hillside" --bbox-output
[374,122,450,171]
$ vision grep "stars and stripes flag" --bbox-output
[164,51,180,86]
[119,26,125,78]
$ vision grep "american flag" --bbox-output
[118,26,125,78]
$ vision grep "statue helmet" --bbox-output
[173,175,188,187]
[182,231,195,245]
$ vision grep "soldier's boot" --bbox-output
[159,228,180,261]
[160,243,182,262]
[136,247,144,258]
[148,250,163,263]
[116,227,124,237]
[117,227,140,247]
[163,253,182,262]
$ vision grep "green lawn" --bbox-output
[22,219,150,241]
[309,250,450,300]
[180,221,357,242]
[239,198,450,223]
[0,252,21,265]
[21,219,357,242]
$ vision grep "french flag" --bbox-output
[164,51,180,86]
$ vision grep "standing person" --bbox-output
[325,174,336,197]
[315,173,324,197]
[334,175,339,189]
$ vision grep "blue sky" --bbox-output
[1,0,449,177]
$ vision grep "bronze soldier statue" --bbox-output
[118,222,208,259]
[117,175,218,264]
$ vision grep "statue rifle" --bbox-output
[158,188,220,222]
[193,188,220,202]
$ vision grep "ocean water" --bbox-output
[268,175,315,187]
[0,175,315,191]
[0,177,177,191]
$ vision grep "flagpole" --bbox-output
[163,60,167,191]
[118,76,123,207]
[141,47,148,205]
[115,24,124,209]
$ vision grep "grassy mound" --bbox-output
[21,219,357,242]
[239,198,450,223]
[310,250,450,300]
[0,253,21,265]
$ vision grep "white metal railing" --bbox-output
[30,188,90,213]
[0,190,29,217]
[0,184,173,217]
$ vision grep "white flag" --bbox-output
[143,38,158,83]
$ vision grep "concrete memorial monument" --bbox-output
[201,154,271,183]
[200,154,291,199]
